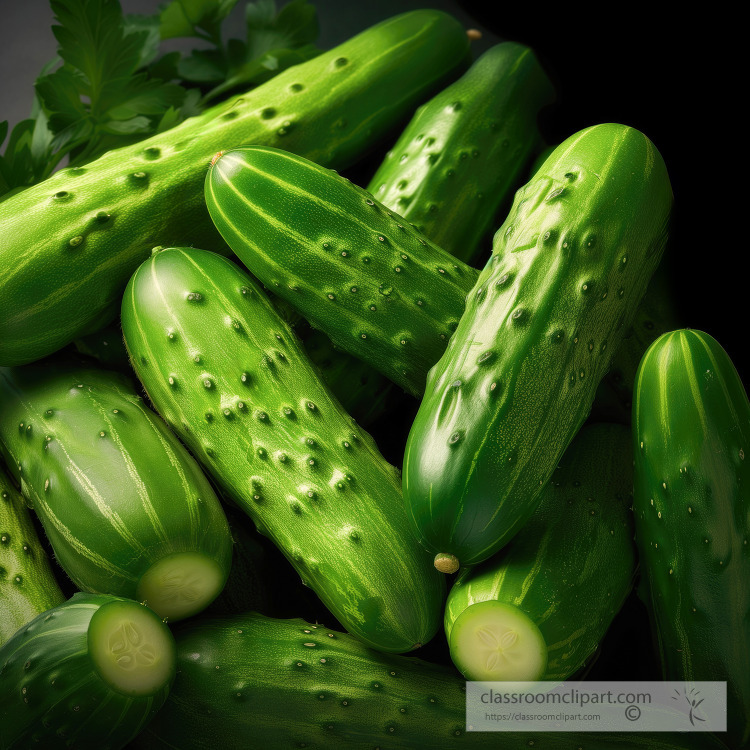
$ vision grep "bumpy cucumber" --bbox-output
[402,123,673,571]
[205,146,479,397]
[0,464,65,645]
[0,358,232,621]
[0,10,471,367]
[633,329,750,749]
[132,610,728,750]
[444,423,636,682]
[120,246,444,653]
[368,41,555,267]
[0,592,175,750]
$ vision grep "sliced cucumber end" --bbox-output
[136,551,226,621]
[449,600,547,681]
[88,599,176,697]
[434,552,460,574]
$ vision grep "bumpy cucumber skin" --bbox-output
[368,42,555,267]
[0,359,232,618]
[132,611,728,750]
[120,246,444,653]
[444,423,636,681]
[633,329,750,749]
[0,466,65,646]
[402,123,673,569]
[205,146,479,397]
[0,592,174,750]
[0,10,471,368]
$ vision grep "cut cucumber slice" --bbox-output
[136,551,226,621]
[448,600,547,681]
[88,598,176,697]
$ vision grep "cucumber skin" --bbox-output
[0,359,232,614]
[0,10,470,368]
[368,41,555,267]
[205,146,479,397]
[633,329,750,749]
[120,246,445,653]
[0,592,174,750]
[132,611,728,750]
[444,423,637,681]
[0,466,65,646]
[402,123,673,568]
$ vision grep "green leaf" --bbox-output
[245,0,319,57]
[177,48,227,83]
[159,0,240,41]
[123,13,164,68]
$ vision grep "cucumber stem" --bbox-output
[434,552,460,574]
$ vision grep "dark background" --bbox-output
[0,0,743,382]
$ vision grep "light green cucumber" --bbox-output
[402,122,673,571]
[0,464,65,646]
[205,146,479,397]
[0,10,471,367]
[120,246,445,653]
[368,41,555,267]
[0,358,232,621]
[131,610,728,750]
[444,423,636,682]
[0,592,175,750]
[633,329,750,749]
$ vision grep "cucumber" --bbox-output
[0,9,471,367]
[633,329,750,749]
[444,423,636,682]
[120,246,445,653]
[0,358,233,622]
[0,591,175,750]
[131,610,728,750]
[205,146,479,397]
[367,41,555,267]
[72,320,133,376]
[0,464,65,646]
[402,122,673,571]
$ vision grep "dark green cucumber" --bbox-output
[72,320,133,376]
[0,592,175,750]
[0,358,232,621]
[402,123,673,571]
[633,329,750,749]
[367,41,555,267]
[0,464,65,646]
[132,610,728,750]
[120,246,444,653]
[205,146,479,397]
[0,10,470,367]
[444,423,636,682]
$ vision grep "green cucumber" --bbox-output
[444,423,636,682]
[367,41,555,267]
[402,122,673,571]
[0,9,471,367]
[0,591,175,750]
[132,610,728,750]
[0,358,232,622]
[72,321,133,376]
[120,246,445,653]
[633,329,750,749]
[205,146,479,397]
[0,464,65,646]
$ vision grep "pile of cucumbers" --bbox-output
[0,7,747,750]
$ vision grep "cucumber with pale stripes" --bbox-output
[120,246,445,653]
[444,423,636,682]
[0,9,470,367]
[131,610,728,750]
[0,592,175,750]
[402,122,673,572]
[0,358,232,622]
[205,146,479,397]
[633,329,750,749]
[0,464,65,646]
[367,41,555,267]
